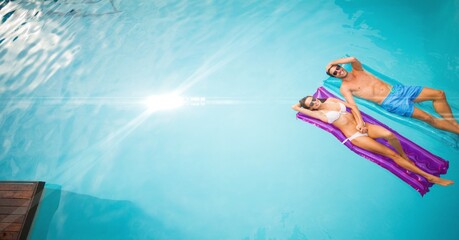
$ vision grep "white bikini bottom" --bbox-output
[342,132,369,144]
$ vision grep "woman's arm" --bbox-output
[327,98,367,133]
[291,103,328,123]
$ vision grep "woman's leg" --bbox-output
[365,124,412,164]
[351,136,453,186]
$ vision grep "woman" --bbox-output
[292,96,453,186]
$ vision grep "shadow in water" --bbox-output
[29,184,61,240]
[30,184,185,240]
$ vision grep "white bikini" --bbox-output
[323,102,368,143]
[342,132,368,144]
[323,102,347,124]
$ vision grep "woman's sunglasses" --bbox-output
[307,97,318,108]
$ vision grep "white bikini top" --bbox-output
[323,102,347,124]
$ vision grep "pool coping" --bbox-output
[0,181,45,240]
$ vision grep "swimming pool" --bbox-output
[1,0,458,239]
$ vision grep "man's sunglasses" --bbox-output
[332,65,341,76]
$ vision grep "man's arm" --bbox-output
[340,86,367,133]
[325,56,363,72]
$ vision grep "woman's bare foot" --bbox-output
[427,176,454,186]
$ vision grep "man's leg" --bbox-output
[412,107,459,134]
[414,87,458,126]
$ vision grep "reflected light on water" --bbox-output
[143,94,185,112]
[143,94,207,112]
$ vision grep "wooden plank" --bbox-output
[0,223,22,231]
[0,207,28,215]
[0,191,33,199]
[0,199,30,207]
[0,231,19,240]
[0,214,24,224]
[0,181,46,240]
[19,181,45,240]
[0,184,35,191]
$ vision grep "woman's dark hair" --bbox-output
[299,96,327,109]
[299,96,311,109]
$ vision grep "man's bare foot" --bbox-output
[427,176,454,186]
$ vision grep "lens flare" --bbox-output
[143,94,184,112]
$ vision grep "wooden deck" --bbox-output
[0,181,45,240]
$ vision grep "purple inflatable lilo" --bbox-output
[296,87,449,196]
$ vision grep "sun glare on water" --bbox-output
[143,94,185,112]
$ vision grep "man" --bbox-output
[325,56,459,134]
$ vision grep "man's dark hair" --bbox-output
[326,64,339,77]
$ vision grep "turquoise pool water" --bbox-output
[1,0,459,239]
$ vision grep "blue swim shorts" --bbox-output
[380,85,423,117]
